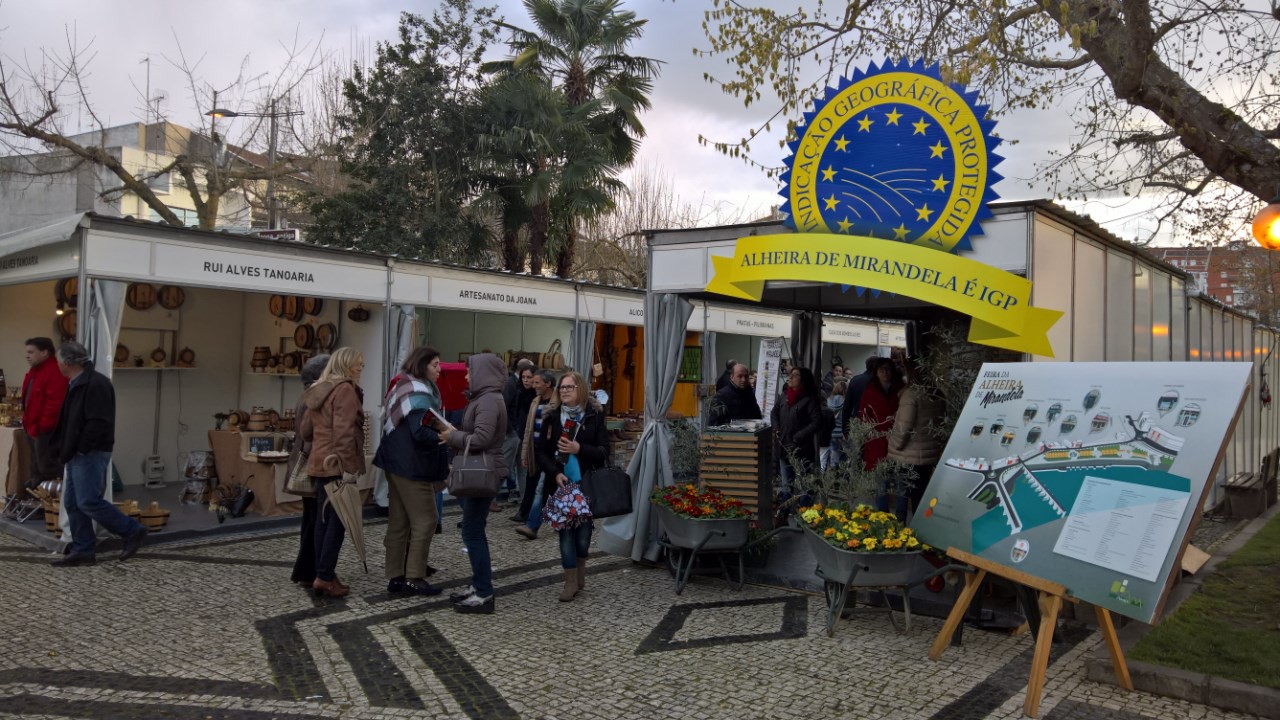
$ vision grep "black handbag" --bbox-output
[580,466,633,518]
[446,437,500,498]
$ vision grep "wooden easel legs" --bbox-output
[928,566,987,660]
[927,551,1134,718]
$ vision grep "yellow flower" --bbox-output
[836,533,847,541]
[907,537,920,548]
[863,538,878,551]
[901,528,914,537]
[801,508,820,524]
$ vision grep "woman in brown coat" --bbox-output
[288,353,330,586]
[301,347,366,598]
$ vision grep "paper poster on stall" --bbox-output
[911,362,1251,623]
[755,338,784,421]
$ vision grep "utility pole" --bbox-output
[267,97,278,229]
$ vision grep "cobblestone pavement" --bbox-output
[0,513,1261,720]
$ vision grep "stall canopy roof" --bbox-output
[0,212,646,296]
[0,213,89,256]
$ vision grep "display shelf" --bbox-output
[113,366,198,371]
[245,372,302,378]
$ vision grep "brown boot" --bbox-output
[312,578,350,598]
[558,570,578,602]
[575,558,587,592]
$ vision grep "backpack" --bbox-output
[819,405,836,448]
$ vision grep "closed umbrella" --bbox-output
[322,477,368,573]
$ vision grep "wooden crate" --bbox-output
[700,427,774,526]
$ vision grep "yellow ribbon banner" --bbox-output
[705,234,1064,357]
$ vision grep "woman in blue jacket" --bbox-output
[375,347,449,596]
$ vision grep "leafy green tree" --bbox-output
[699,0,1280,244]
[484,0,660,276]
[308,1,498,261]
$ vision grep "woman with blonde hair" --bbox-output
[536,369,609,601]
[300,347,366,598]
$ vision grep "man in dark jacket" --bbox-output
[840,356,881,435]
[48,342,145,566]
[20,337,69,488]
[707,364,762,426]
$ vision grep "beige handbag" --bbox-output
[544,339,565,370]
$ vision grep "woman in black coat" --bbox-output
[536,370,609,602]
[770,366,823,496]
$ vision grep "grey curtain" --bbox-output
[374,304,418,508]
[60,277,126,544]
[704,331,718,385]
[598,292,693,561]
[571,320,596,375]
[790,310,823,376]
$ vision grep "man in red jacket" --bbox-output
[21,337,69,488]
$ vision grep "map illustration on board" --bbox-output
[952,411,1185,556]
[912,362,1251,623]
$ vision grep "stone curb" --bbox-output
[1085,501,1280,718]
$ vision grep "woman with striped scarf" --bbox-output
[374,347,449,596]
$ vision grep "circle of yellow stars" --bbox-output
[823,106,953,240]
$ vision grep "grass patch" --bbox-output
[1129,513,1280,689]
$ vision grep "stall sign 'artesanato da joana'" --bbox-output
[705,59,1063,356]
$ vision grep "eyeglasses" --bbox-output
[559,385,577,391]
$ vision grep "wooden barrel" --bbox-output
[250,346,271,370]
[247,409,267,431]
[293,324,314,350]
[55,277,79,308]
[302,297,324,316]
[56,311,77,338]
[158,285,186,310]
[315,323,337,351]
[126,283,157,311]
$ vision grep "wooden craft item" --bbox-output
[176,347,196,367]
[282,352,300,370]
[283,296,303,322]
[315,322,337,351]
[126,283,157,311]
[158,285,186,310]
[268,295,285,317]
[149,348,167,365]
[55,277,79,308]
[347,305,370,322]
[293,324,315,350]
[302,297,324,316]
[250,346,271,371]
[57,311,77,338]
[115,344,130,364]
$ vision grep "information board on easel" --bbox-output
[753,338,784,420]
[913,362,1252,717]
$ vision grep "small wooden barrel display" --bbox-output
[227,410,249,430]
[56,311,77,339]
[302,297,324,316]
[268,295,285,317]
[139,502,171,532]
[251,346,271,371]
[315,323,337,351]
[115,344,130,364]
[55,277,79,308]
[126,283,157,311]
[246,408,268,432]
[176,347,196,367]
[150,348,167,366]
[294,324,315,350]
[283,296,303,322]
[158,285,186,310]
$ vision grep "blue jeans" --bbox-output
[460,496,493,597]
[526,473,548,531]
[558,522,592,569]
[63,451,143,555]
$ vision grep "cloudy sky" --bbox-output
[1,0,1146,237]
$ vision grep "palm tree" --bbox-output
[483,0,660,276]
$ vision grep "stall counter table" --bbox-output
[208,430,375,516]
[2,427,31,499]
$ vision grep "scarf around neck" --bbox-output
[785,386,803,406]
